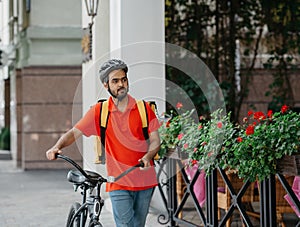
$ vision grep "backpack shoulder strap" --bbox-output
[136,99,149,142]
[136,99,148,128]
[100,100,109,128]
[94,100,110,164]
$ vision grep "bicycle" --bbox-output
[56,154,144,227]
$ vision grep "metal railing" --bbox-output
[155,157,300,227]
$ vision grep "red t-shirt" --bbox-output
[75,95,160,192]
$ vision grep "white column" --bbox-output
[109,0,165,114]
[81,0,166,210]
[110,0,166,212]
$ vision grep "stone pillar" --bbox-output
[15,66,83,169]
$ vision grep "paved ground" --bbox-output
[0,158,299,227]
[0,160,165,227]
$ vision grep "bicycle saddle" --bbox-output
[67,170,86,184]
[67,170,102,184]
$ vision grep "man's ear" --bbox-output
[103,82,108,89]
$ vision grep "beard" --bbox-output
[108,85,129,101]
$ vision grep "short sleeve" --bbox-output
[74,103,100,137]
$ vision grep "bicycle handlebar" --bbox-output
[108,161,144,183]
[55,154,144,183]
[56,154,91,179]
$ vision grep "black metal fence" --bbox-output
[155,157,300,227]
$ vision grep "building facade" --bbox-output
[0,0,166,174]
[0,0,83,169]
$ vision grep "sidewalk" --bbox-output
[1,159,299,226]
[0,160,166,227]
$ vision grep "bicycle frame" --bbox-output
[56,154,144,227]
[67,182,104,227]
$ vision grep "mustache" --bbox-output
[117,87,126,92]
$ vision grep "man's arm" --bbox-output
[139,130,161,168]
[46,127,83,160]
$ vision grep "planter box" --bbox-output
[277,154,300,176]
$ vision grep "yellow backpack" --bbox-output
[94,99,157,164]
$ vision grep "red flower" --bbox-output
[198,124,203,130]
[248,110,253,116]
[177,133,184,140]
[254,111,266,121]
[183,143,189,149]
[191,159,198,166]
[267,110,273,118]
[217,122,223,128]
[176,102,183,109]
[281,105,288,113]
[246,125,255,135]
[166,121,170,128]
[201,142,207,146]
[237,137,243,143]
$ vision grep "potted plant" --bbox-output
[158,102,196,158]
[227,105,300,182]
[178,108,236,173]
[159,103,300,182]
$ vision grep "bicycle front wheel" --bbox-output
[88,220,103,227]
[66,202,87,227]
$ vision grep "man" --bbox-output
[46,59,161,227]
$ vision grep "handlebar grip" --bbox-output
[111,161,145,182]
[134,161,144,168]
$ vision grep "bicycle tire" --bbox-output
[66,202,87,227]
[88,220,103,227]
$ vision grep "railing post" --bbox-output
[206,169,218,227]
[260,174,276,227]
[167,157,178,227]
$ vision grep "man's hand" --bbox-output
[138,157,151,170]
[46,147,62,160]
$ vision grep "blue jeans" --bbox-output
[109,188,154,227]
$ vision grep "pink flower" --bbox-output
[177,133,184,140]
[176,102,183,109]
[183,143,189,149]
[198,124,203,130]
[217,122,223,128]
[193,148,198,152]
